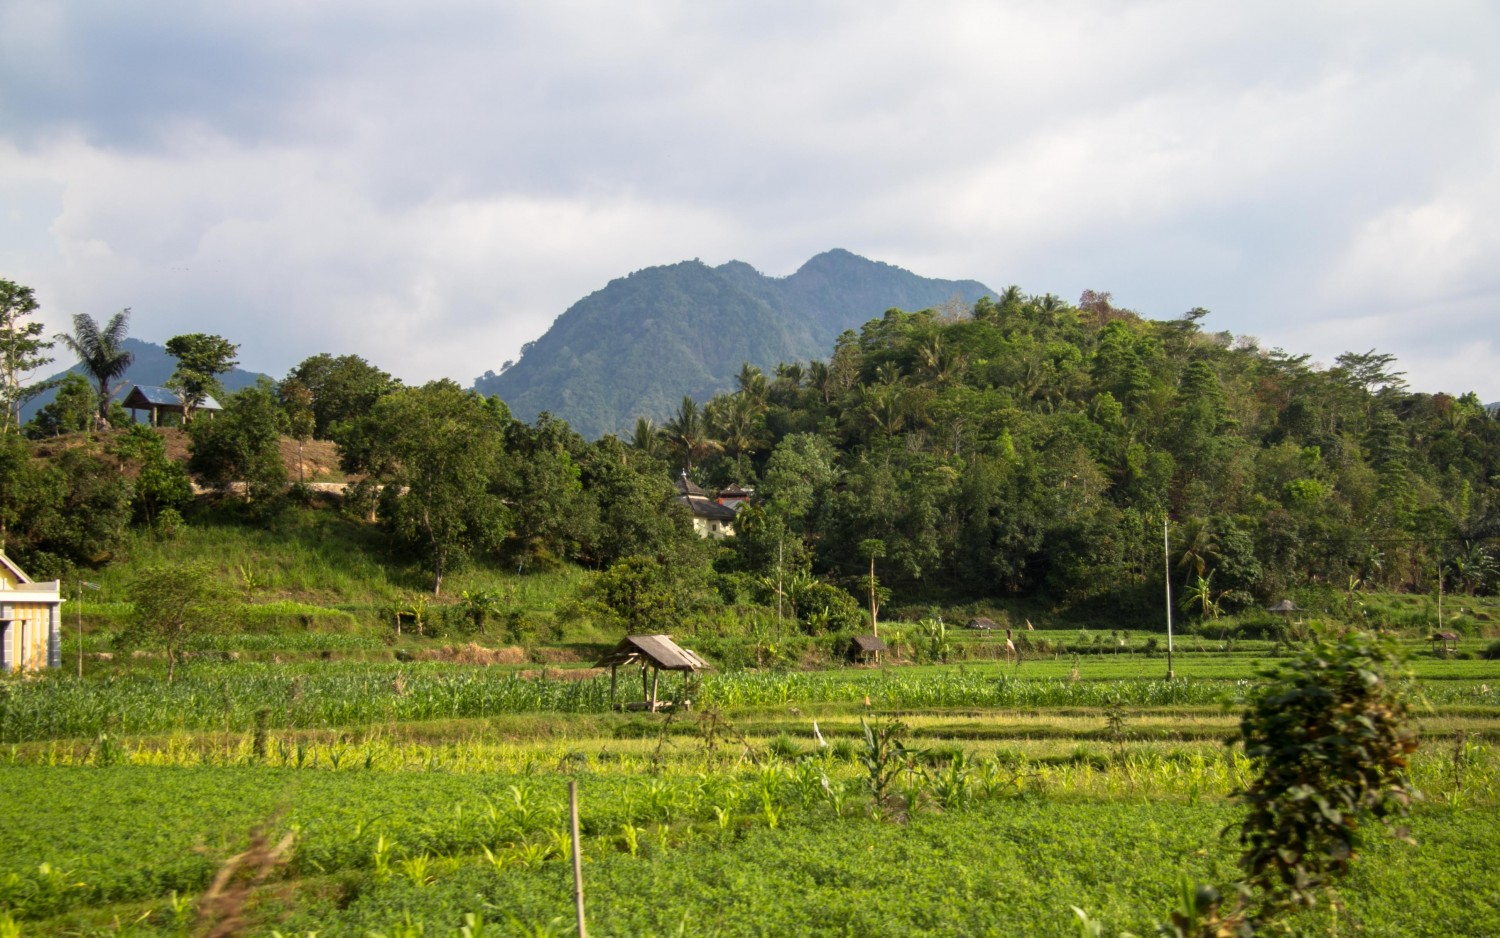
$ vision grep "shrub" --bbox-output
[1481,640,1500,661]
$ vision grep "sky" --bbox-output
[3,1,1498,401]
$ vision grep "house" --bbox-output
[0,551,64,672]
[716,483,754,510]
[674,472,739,538]
[123,385,223,426]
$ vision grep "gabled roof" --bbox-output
[0,550,34,584]
[678,494,737,520]
[852,634,887,652]
[596,634,712,671]
[123,385,223,411]
[674,471,708,497]
[1266,599,1300,613]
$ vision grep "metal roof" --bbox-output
[123,385,223,410]
[595,634,711,671]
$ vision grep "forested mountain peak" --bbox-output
[472,250,995,439]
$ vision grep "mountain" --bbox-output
[20,338,273,423]
[474,249,995,438]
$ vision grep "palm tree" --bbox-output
[56,309,132,429]
[659,396,721,471]
[708,392,766,472]
[629,416,665,461]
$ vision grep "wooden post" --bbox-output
[641,664,649,705]
[650,668,660,711]
[570,779,586,938]
[609,664,617,702]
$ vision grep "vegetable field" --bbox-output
[3,643,1499,936]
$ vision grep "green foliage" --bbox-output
[111,425,193,528]
[340,381,510,595]
[25,373,93,438]
[188,381,288,501]
[0,278,54,433]
[1235,628,1419,917]
[54,308,132,429]
[0,434,132,574]
[285,353,399,439]
[119,562,235,682]
[163,332,238,422]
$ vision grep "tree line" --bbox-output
[2,276,1497,634]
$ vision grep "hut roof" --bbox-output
[966,617,999,630]
[674,472,709,498]
[123,385,223,411]
[677,494,737,520]
[1434,631,1461,642]
[852,634,887,652]
[596,634,711,671]
[1265,599,1300,613]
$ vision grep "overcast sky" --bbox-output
[3,1,1497,400]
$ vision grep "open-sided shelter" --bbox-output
[850,634,887,664]
[595,634,711,711]
[0,550,64,672]
[123,385,222,426]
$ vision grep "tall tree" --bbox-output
[187,382,288,502]
[0,279,55,432]
[164,333,239,422]
[341,380,509,595]
[56,309,132,429]
[659,396,721,472]
[285,353,398,439]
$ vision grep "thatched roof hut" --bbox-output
[966,617,1000,630]
[1265,599,1300,614]
[850,634,887,663]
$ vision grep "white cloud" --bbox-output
[1,1,1497,400]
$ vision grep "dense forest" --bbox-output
[3,277,1498,635]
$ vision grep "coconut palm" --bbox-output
[56,309,132,429]
[659,396,721,471]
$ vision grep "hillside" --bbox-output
[21,337,273,423]
[473,249,994,439]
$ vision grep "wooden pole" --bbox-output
[77,579,84,679]
[569,779,586,938]
[609,664,617,702]
[650,668,660,711]
[1163,518,1175,681]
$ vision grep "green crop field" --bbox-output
[3,639,1500,937]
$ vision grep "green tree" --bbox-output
[112,424,193,528]
[164,333,239,423]
[187,382,287,502]
[25,373,94,438]
[121,562,233,682]
[0,279,55,433]
[285,353,398,439]
[659,396,721,471]
[342,380,509,595]
[55,309,133,429]
[278,377,316,484]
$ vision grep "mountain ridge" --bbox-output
[474,249,995,438]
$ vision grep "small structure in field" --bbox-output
[850,634,886,664]
[596,634,710,711]
[123,385,222,426]
[1265,599,1300,615]
[1430,631,1460,656]
[966,617,999,631]
[1,550,64,672]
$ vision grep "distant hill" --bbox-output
[21,338,273,423]
[473,249,995,439]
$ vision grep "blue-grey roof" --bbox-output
[125,385,223,410]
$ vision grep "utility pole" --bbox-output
[1163,518,1175,681]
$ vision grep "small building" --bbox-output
[716,483,754,510]
[1265,599,1300,615]
[1431,631,1460,656]
[0,551,64,672]
[674,472,738,538]
[966,617,1000,631]
[595,634,711,711]
[850,634,886,664]
[123,385,222,426]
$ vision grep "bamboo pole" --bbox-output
[570,780,586,938]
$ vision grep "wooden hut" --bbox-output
[595,634,710,711]
[1431,631,1460,656]
[1265,599,1300,615]
[850,634,886,664]
[965,617,999,631]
